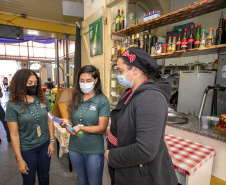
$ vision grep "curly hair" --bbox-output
[67,65,103,122]
[7,69,46,110]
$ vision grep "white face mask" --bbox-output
[79,82,95,94]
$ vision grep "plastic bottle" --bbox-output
[207,27,214,47]
[167,36,172,52]
[199,30,207,48]
[171,37,176,51]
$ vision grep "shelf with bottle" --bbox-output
[111,0,226,37]
[151,44,226,59]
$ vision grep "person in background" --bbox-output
[0,86,10,143]
[105,47,178,185]
[3,77,9,91]
[44,78,54,90]
[5,69,55,185]
[60,65,110,185]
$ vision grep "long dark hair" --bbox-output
[7,69,46,110]
[67,65,103,121]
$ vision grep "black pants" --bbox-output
[0,105,10,141]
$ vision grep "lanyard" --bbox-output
[79,102,91,124]
[29,102,40,123]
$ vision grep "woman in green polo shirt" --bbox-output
[60,65,110,185]
[5,69,55,185]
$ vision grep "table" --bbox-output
[165,133,216,185]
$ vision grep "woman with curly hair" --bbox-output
[4,69,55,185]
[60,65,110,185]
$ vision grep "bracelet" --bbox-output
[50,137,55,140]
[50,140,55,143]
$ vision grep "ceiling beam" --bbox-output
[0,12,76,35]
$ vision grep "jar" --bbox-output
[194,64,201,71]
[162,45,167,53]
[156,42,162,54]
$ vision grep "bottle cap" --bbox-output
[209,27,214,31]
[173,37,176,39]
[190,25,194,28]
[184,28,188,31]
[197,24,201,27]
[178,29,182,32]
[202,29,206,33]
[169,36,172,39]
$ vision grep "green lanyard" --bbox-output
[79,102,91,125]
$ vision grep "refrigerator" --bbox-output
[177,71,216,116]
[216,54,226,116]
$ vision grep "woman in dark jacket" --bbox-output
[104,47,178,185]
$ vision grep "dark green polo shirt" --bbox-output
[5,96,51,151]
[68,94,110,154]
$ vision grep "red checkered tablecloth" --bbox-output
[165,133,216,176]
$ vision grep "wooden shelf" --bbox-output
[151,44,226,59]
[111,0,226,37]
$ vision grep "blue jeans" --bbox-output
[21,141,51,185]
[69,150,104,185]
[0,105,10,141]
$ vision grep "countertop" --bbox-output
[167,115,226,142]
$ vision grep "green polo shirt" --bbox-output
[68,94,110,154]
[5,95,51,151]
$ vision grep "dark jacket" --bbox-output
[108,79,178,185]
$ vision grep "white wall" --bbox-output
[84,0,105,20]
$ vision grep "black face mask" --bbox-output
[26,85,37,95]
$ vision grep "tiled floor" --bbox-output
[0,91,78,185]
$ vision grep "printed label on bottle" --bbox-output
[181,40,187,47]
[116,18,119,24]
[188,39,194,43]
[171,46,176,51]
[112,48,115,55]
[194,40,200,45]
[176,41,181,45]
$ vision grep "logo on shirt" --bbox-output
[89,105,97,111]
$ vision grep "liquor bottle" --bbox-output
[136,33,140,47]
[125,38,129,50]
[148,35,151,54]
[167,36,172,52]
[121,39,126,54]
[181,28,188,50]
[116,9,121,31]
[116,40,121,59]
[176,29,182,51]
[216,11,224,45]
[222,19,226,43]
[187,25,195,49]
[143,35,147,51]
[207,27,214,46]
[120,8,125,30]
[134,15,138,25]
[194,24,201,48]
[171,37,176,52]
[130,35,136,47]
[199,30,206,48]
[111,40,116,60]
[112,17,116,33]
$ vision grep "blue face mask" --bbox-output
[117,72,133,88]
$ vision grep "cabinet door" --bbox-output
[180,56,198,66]
[157,59,164,66]
[165,58,181,66]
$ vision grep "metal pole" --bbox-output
[65,34,70,88]
[55,39,60,89]
[74,24,81,85]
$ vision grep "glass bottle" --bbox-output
[111,40,116,60]
[167,36,172,52]
[134,15,138,25]
[181,28,188,50]
[116,40,121,59]
[194,24,201,48]
[199,30,207,48]
[171,37,176,51]
[130,35,136,47]
[120,8,125,30]
[111,17,116,33]
[216,11,224,45]
[136,33,140,47]
[176,29,182,51]
[116,9,121,31]
[121,39,126,54]
[187,25,195,49]
[143,35,147,51]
